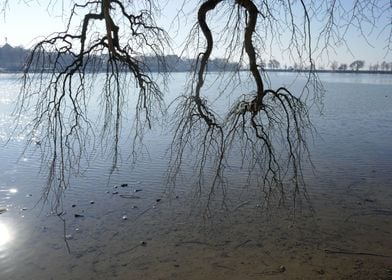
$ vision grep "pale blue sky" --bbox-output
[1,0,390,67]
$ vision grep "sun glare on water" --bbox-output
[0,223,12,247]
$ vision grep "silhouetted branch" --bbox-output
[15,0,169,209]
[169,0,319,212]
[8,0,391,211]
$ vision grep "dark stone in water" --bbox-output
[317,269,325,275]
[121,184,128,187]
[74,214,84,218]
[156,199,161,202]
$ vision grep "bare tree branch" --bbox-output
[8,0,391,211]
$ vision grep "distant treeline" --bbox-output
[0,43,239,73]
[1,43,391,74]
[0,44,28,72]
[263,68,392,74]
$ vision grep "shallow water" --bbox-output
[0,72,391,279]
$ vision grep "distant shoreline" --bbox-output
[261,69,392,75]
[1,43,391,75]
[1,68,391,75]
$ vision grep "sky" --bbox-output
[0,0,391,67]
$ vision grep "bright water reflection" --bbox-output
[0,222,12,247]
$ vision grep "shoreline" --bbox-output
[1,69,392,75]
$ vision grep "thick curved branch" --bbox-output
[236,0,264,109]
[196,0,222,98]
[103,0,120,55]
[194,0,223,126]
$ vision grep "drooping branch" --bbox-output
[16,0,170,209]
[167,0,315,211]
[214,0,315,207]
[13,0,391,212]
[168,0,228,210]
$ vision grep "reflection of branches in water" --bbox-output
[14,0,169,209]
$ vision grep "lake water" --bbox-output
[0,72,391,279]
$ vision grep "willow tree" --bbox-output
[8,0,391,208]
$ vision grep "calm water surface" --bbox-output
[0,72,391,279]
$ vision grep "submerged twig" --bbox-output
[344,209,392,222]
[324,249,392,258]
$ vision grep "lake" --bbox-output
[0,72,391,279]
